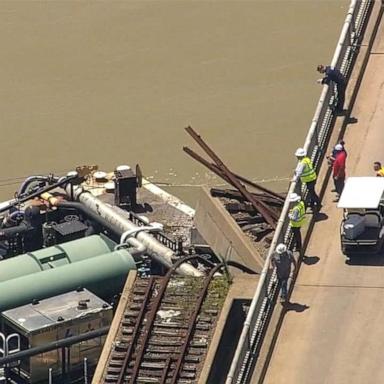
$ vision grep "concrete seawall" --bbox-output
[193,186,265,273]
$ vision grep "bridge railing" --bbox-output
[225,1,373,383]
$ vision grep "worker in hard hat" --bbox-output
[327,141,347,166]
[332,144,346,201]
[288,193,305,256]
[271,243,297,303]
[374,162,384,177]
[294,148,321,211]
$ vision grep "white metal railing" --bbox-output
[225,1,373,383]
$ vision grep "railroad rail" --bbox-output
[102,257,229,384]
[184,126,279,229]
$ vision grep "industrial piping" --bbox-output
[56,201,121,237]
[18,175,58,196]
[55,201,147,258]
[0,235,113,283]
[64,183,202,277]
[0,174,78,215]
[0,248,136,312]
[0,222,30,239]
[40,193,147,258]
[0,326,110,366]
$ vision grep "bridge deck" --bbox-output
[263,14,384,384]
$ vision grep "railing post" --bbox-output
[84,357,88,384]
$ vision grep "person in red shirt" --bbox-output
[332,143,346,201]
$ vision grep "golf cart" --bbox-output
[338,177,384,256]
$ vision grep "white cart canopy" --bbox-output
[338,177,384,209]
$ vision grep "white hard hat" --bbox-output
[289,193,301,203]
[276,243,287,254]
[334,143,343,151]
[295,147,306,157]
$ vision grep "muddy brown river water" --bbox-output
[0,0,348,203]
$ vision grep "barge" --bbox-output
[0,162,265,384]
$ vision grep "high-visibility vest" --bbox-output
[300,157,317,183]
[290,201,305,228]
[377,167,384,177]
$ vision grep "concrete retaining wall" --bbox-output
[193,187,264,272]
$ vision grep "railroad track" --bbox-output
[103,261,228,384]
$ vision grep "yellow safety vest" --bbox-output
[300,157,317,183]
[377,167,384,177]
[290,201,305,228]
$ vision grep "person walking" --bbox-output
[374,161,384,177]
[271,243,297,303]
[332,143,346,201]
[288,193,305,256]
[294,147,321,211]
[317,64,346,114]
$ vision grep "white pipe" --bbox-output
[114,238,146,256]
[65,184,202,277]
[120,224,163,244]
[114,226,163,255]
[0,199,17,212]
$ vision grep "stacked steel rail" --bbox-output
[102,257,229,384]
[183,126,283,230]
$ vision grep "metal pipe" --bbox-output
[0,174,78,215]
[185,126,278,228]
[18,176,57,196]
[113,241,146,257]
[0,223,29,239]
[0,327,109,366]
[119,223,163,244]
[115,226,165,257]
[2,210,25,228]
[42,198,147,257]
[64,184,202,276]
[183,147,284,202]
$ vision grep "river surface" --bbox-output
[0,0,348,204]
